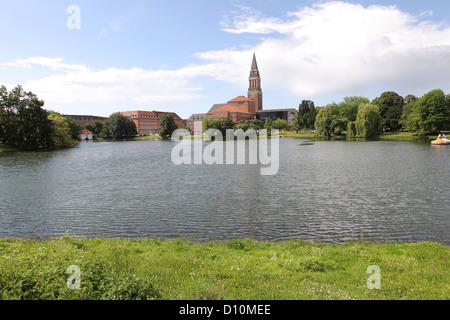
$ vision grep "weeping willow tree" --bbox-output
[347,121,357,138]
[354,104,382,138]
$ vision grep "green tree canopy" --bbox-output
[294,100,317,130]
[84,120,104,137]
[402,89,450,136]
[202,117,235,138]
[0,85,54,150]
[48,113,80,148]
[372,91,404,131]
[314,106,336,137]
[250,119,264,131]
[354,104,383,138]
[65,115,82,140]
[101,112,138,139]
[273,118,290,131]
[339,96,369,123]
[234,120,252,132]
[159,113,179,140]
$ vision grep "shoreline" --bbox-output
[1,132,444,154]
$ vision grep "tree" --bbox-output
[101,112,138,139]
[84,120,103,137]
[404,95,418,105]
[405,89,450,136]
[354,104,382,138]
[372,92,404,131]
[295,100,317,129]
[202,117,235,138]
[264,117,274,130]
[339,96,369,123]
[273,118,290,131]
[203,117,222,132]
[220,117,235,137]
[234,120,252,132]
[48,113,79,148]
[347,121,357,138]
[65,115,82,140]
[159,113,179,140]
[314,106,335,137]
[0,85,54,150]
[400,98,418,132]
[250,119,264,131]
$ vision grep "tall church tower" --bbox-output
[248,53,263,112]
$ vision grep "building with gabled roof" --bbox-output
[80,130,93,140]
[207,96,256,122]
[203,54,263,123]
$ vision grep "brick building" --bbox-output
[248,52,263,112]
[207,96,256,122]
[65,115,109,127]
[189,53,302,129]
[120,110,183,136]
[203,53,263,123]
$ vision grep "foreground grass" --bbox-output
[0,237,448,300]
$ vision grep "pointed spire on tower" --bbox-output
[250,52,259,73]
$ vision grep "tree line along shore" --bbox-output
[1,85,449,153]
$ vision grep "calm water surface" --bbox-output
[0,138,448,244]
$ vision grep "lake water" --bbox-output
[0,138,448,244]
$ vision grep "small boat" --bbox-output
[431,134,450,145]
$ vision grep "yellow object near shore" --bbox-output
[431,134,450,145]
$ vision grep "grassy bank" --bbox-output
[379,132,434,141]
[0,237,448,300]
[281,132,316,139]
[132,135,162,141]
[281,131,445,141]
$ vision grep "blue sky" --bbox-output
[1,0,450,118]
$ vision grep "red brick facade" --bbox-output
[120,110,183,135]
[248,53,263,111]
[205,54,263,123]
[206,96,256,122]
[65,115,109,127]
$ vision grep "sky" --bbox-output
[1,0,450,119]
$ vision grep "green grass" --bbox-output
[0,237,448,300]
[281,131,316,139]
[379,131,450,141]
[379,132,431,140]
[132,135,162,141]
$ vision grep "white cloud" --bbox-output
[2,1,450,117]
[1,57,89,72]
[1,58,207,116]
[23,65,206,105]
[217,1,450,98]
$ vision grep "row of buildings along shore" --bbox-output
[66,54,299,136]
